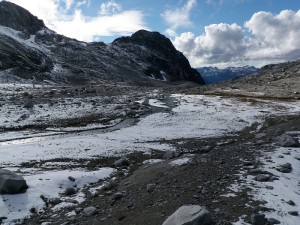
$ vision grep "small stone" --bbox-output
[64,199,78,204]
[255,133,266,139]
[68,176,76,182]
[147,183,156,193]
[287,200,296,206]
[251,214,265,225]
[103,181,117,190]
[127,202,134,208]
[268,218,281,224]
[278,134,299,147]
[112,192,123,201]
[277,163,292,173]
[49,198,61,205]
[83,207,98,217]
[162,151,176,160]
[255,174,271,182]
[288,211,298,216]
[65,187,77,196]
[266,186,274,190]
[114,158,129,167]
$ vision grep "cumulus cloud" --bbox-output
[173,10,300,67]
[5,0,147,42]
[245,10,300,60]
[174,23,246,66]
[161,0,197,37]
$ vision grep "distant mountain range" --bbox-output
[197,66,260,84]
[0,1,204,85]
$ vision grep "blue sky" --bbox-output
[4,0,300,67]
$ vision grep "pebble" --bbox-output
[268,218,281,224]
[287,200,296,206]
[103,181,117,190]
[68,176,76,182]
[114,158,129,167]
[49,198,61,205]
[288,211,298,216]
[255,174,271,182]
[112,192,123,201]
[147,183,156,192]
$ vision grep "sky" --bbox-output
[2,0,300,68]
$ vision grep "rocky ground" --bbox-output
[20,114,299,225]
[1,61,300,225]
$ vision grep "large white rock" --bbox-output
[0,169,28,194]
[162,205,214,225]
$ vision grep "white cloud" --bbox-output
[173,10,300,67]
[245,10,300,60]
[5,0,147,42]
[99,0,121,16]
[161,0,197,35]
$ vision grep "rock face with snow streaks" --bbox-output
[0,1,204,85]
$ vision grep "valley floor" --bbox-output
[0,83,299,225]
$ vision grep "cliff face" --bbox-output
[0,1,204,85]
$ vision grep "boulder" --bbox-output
[162,205,214,225]
[278,134,299,147]
[0,169,28,194]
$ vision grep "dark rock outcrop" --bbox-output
[113,30,205,84]
[0,2,204,85]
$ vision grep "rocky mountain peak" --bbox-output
[0,1,45,34]
[114,30,176,56]
[113,30,205,84]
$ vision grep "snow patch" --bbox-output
[0,168,114,224]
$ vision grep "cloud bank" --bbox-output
[173,10,300,67]
[5,0,147,42]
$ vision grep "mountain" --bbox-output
[197,66,259,84]
[0,1,205,85]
